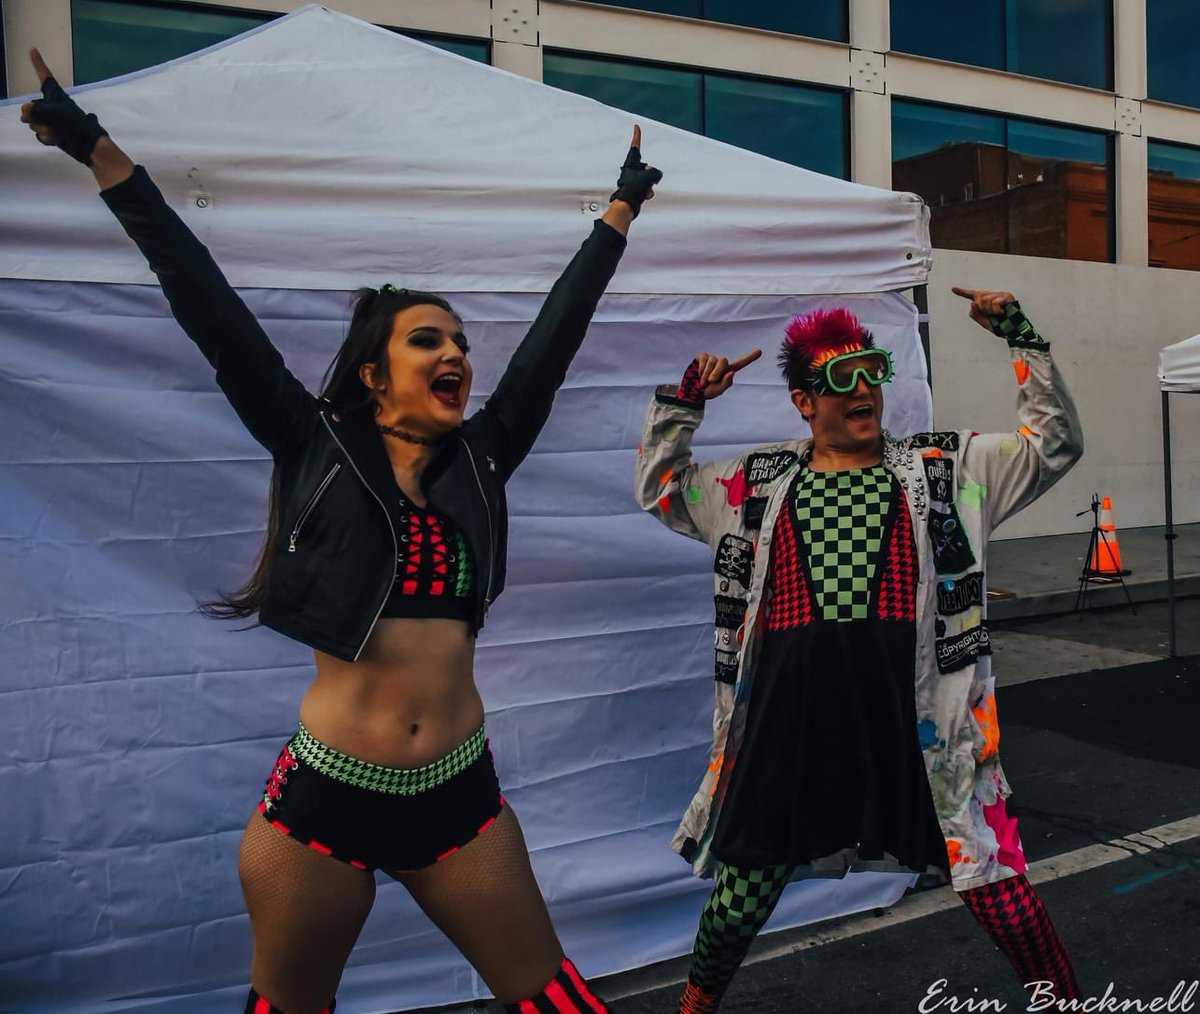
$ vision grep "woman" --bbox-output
[21,48,660,1014]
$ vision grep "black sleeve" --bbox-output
[99,166,315,456]
[478,219,627,479]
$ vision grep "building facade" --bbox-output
[4,0,1200,537]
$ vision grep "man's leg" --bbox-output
[959,874,1080,1001]
[679,863,793,1013]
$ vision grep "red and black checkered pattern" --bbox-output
[875,485,918,622]
[960,874,1080,1001]
[504,956,609,1013]
[764,496,814,631]
[677,361,706,406]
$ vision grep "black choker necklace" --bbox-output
[377,423,435,447]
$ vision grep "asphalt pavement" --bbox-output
[414,596,1200,1014]
[604,598,1200,1014]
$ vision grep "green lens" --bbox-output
[825,350,892,392]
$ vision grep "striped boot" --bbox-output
[503,956,608,1013]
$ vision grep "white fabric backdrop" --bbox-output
[1,281,929,1011]
[0,6,931,297]
[0,6,934,1009]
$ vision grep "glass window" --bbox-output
[891,2,1004,72]
[704,74,846,179]
[1147,2,1200,108]
[72,0,274,86]
[544,52,848,177]
[892,99,1113,262]
[393,30,490,64]
[543,53,702,134]
[1148,140,1200,271]
[577,1,845,42]
[582,0,701,15]
[890,0,1111,90]
[701,0,844,39]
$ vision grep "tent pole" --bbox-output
[914,285,932,390]
[1163,391,1176,658]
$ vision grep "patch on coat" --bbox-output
[745,450,798,486]
[714,595,746,630]
[743,496,767,529]
[923,456,955,504]
[935,624,992,674]
[715,650,739,684]
[929,506,977,575]
[936,572,985,615]
[715,534,755,586]
[910,431,960,451]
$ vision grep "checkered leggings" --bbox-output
[683,868,1080,1011]
[687,863,792,1000]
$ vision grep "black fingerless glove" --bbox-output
[986,301,1049,350]
[29,76,108,166]
[609,143,663,217]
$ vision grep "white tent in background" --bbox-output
[1157,334,1200,656]
[0,5,933,1011]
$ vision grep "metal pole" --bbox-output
[1163,391,1177,658]
[914,284,932,390]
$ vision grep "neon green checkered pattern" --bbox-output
[454,529,472,597]
[690,863,792,994]
[988,301,1047,349]
[289,723,485,795]
[794,465,893,622]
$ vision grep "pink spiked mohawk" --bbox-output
[778,307,875,390]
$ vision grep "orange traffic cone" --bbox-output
[1087,495,1131,576]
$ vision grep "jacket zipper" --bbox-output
[287,462,342,553]
[459,436,494,615]
[320,416,398,661]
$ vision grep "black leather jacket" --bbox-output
[101,167,627,661]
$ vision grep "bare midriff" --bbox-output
[300,616,482,770]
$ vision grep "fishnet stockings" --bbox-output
[394,804,565,1005]
[240,805,572,1009]
[238,812,375,1014]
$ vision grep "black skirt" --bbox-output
[710,619,948,875]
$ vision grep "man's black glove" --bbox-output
[28,75,108,166]
[610,142,663,217]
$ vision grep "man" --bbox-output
[635,289,1084,1012]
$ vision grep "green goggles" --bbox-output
[807,348,894,395]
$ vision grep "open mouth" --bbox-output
[431,372,463,408]
[846,404,875,421]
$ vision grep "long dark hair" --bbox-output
[200,287,459,621]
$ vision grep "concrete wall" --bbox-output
[928,250,1200,539]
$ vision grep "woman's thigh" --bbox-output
[239,811,377,1013]
[396,804,563,1004]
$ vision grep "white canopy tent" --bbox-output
[0,6,933,1010]
[1157,334,1200,656]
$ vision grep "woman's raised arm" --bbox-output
[479,128,662,477]
[20,49,315,457]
